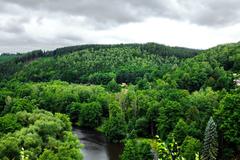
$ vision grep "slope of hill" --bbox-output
[0,42,240,160]
[0,43,199,83]
[195,42,240,71]
[0,54,18,64]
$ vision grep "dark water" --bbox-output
[73,128,123,160]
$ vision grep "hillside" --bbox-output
[0,42,240,160]
[0,54,19,64]
[0,43,199,83]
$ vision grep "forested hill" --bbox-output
[0,42,240,160]
[49,43,199,58]
[1,42,239,92]
[0,53,19,64]
[0,43,199,83]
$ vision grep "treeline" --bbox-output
[14,47,180,84]
[0,43,199,82]
[48,43,199,58]
[0,53,18,64]
[0,50,44,81]
[195,43,240,72]
[1,43,234,92]
[140,42,199,58]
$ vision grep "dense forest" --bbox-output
[0,42,239,160]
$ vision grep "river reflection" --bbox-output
[73,128,123,160]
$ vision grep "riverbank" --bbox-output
[73,127,123,160]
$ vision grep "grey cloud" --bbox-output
[2,0,240,27]
[0,0,240,53]
[57,33,84,42]
[0,24,87,53]
[179,0,240,26]
[0,32,83,53]
[2,0,143,25]
[0,18,26,34]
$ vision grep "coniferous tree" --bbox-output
[202,117,218,160]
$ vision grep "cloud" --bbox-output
[0,17,27,34]
[178,0,240,26]
[0,0,240,53]
[1,0,144,26]
[2,0,240,27]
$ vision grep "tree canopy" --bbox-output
[0,42,240,159]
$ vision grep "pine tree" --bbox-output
[202,117,218,160]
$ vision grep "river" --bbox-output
[73,127,123,160]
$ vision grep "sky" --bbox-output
[0,0,240,53]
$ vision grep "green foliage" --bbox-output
[214,92,240,158]
[195,43,240,71]
[157,100,183,139]
[0,113,21,134]
[146,101,160,136]
[10,44,192,84]
[136,78,150,90]
[0,89,14,113]
[182,88,220,138]
[135,117,149,137]
[155,137,183,160]
[0,42,240,159]
[103,112,127,142]
[0,54,18,64]
[215,93,240,145]
[153,136,201,160]
[66,102,81,123]
[20,148,30,160]
[167,60,233,91]
[0,50,44,81]
[202,117,218,160]
[0,136,20,159]
[38,149,59,160]
[2,97,35,114]
[88,72,115,85]
[15,81,106,113]
[0,110,83,160]
[121,139,153,160]
[107,79,121,92]
[78,102,102,128]
[103,102,127,142]
[141,42,199,58]
[172,119,189,145]
[181,136,202,160]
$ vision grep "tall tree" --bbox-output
[202,117,218,160]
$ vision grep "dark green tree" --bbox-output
[103,102,127,142]
[172,119,189,145]
[79,102,102,128]
[121,139,153,160]
[181,136,202,160]
[202,117,218,160]
[107,79,121,92]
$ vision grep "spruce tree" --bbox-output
[202,117,218,160]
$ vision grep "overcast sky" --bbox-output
[0,0,240,53]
